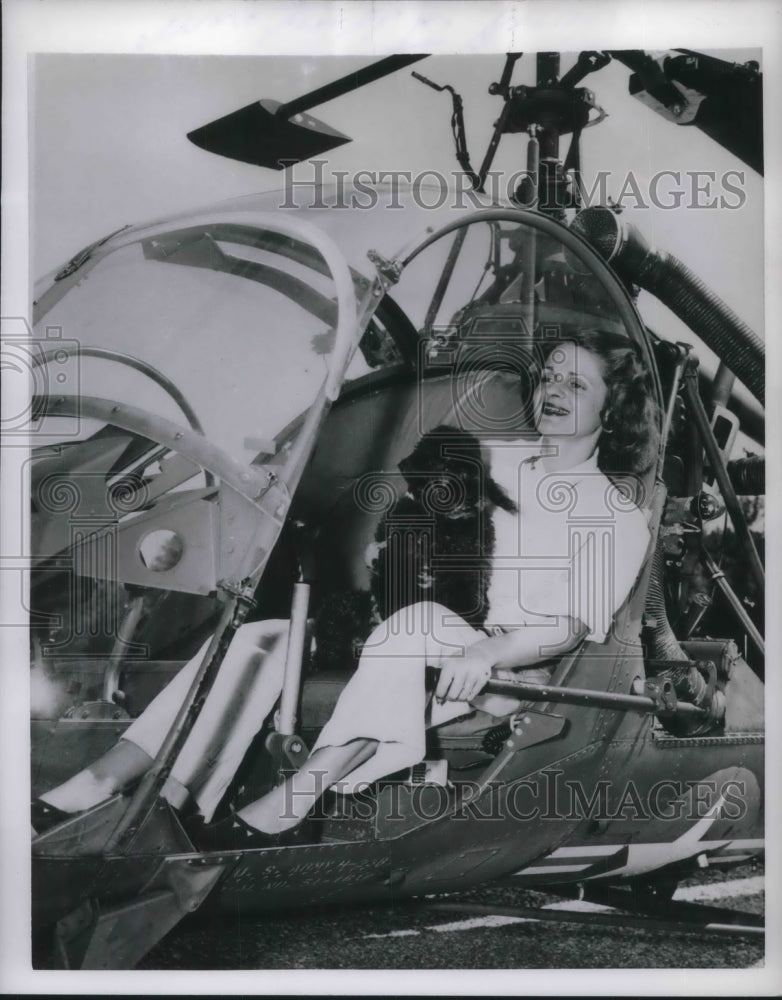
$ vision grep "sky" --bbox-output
[31,48,765,345]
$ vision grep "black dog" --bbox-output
[370,425,516,627]
[310,426,515,672]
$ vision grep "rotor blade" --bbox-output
[187,99,351,169]
[187,54,428,169]
[279,54,428,117]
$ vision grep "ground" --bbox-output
[137,859,764,971]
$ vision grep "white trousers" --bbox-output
[121,604,551,817]
[122,620,289,821]
[311,602,551,792]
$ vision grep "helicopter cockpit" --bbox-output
[29,191,672,807]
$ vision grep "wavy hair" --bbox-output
[539,328,661,478]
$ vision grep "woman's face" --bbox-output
[533,342,608,440]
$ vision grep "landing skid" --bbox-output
[427,883,764,938]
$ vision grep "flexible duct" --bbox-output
[645,538,689,663]
[728,455,765,494]
[569,206,765,405]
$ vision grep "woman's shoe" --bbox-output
[191,811,314,852]
[31,798,75,836]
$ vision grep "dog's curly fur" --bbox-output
[311,426,516,673]
[371,425,516,626]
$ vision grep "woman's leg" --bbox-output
[38,740,156,813]
[162,621,289,819]
[237,739,378,832]
[235,602,482,834]
[37,620,290,821]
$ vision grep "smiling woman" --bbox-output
[535,329,660,480]
[535,342,608,455]
[225,327,660,842]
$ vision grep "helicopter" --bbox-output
[25,49,765,969]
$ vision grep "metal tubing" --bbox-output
[104,602,239,852]
[423,227,468,334]
[520,132,540,335]
[33,346,206,436]
[711,362,736,411]
[681,368,765,592]
[43,395,272,502]
[102,593,146,703]
[660,354,686,446]
[276,582,311,736]
[477,101,511,190]
[483,678,706,717]
[701,550,765,657]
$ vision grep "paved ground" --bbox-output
[139,860,764,972]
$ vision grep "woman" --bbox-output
[213,327,660,844]
[34,328,659,845]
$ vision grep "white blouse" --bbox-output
[483,441,650,643]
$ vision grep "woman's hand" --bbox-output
[434,647,495,703]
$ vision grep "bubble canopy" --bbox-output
[32,194,657,480]
[394,208,653,367]
[27,195,660,657]
[32,211,375,466]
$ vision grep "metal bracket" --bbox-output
[367,249,403,288]
[503,710,567,752]
[63,699,130,722]
[643,676,678,715]
[265,730,310,773]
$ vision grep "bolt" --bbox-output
[291,741,302,753]
[672,105,683,117]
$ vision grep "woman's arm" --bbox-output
[434,616,588,703]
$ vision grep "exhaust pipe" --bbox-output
[569,206,765,405]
